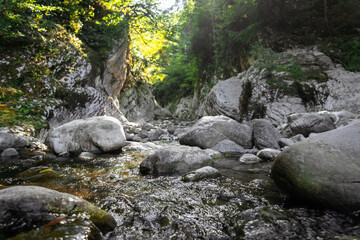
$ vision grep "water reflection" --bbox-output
[0,146,359,239]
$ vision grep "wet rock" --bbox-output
[211,140,246,157]
[257,148,281,161]
[290,113,336,137]
[0,132,29,151]
[239,154,263,164]
[182,166,221,182]
[79,152,97,161]
[271,120,360,211]
[49,116,126,155]
[45,153,57,161]
[140,145,222,176]
[0,186,116,235]
[17,166,60,182]
[279,138,294,148]
[8,218,103,240]
[22,159,37,167]
[180,116,253,149]
[252,119,281,150]
[1,148,19,157]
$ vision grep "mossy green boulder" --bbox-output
[0,186,117,237]
[271,120,360,211]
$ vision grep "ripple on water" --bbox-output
[0,149,360,239]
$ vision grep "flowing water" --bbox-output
[1,142,359,240]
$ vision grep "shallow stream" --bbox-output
[1,141,359,239]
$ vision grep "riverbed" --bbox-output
[1,140,359,239]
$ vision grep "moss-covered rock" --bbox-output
[271,120,360,212]
[0,186,117,238]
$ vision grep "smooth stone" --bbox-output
[211,139,246,156]
[290,113,336,137]
[140,145,222,176]
[0,186,117,235]
[180,115,253,149]
[257,148,281,161]
[239,154,263,164]
[1,148,19,157]
[271,120,360,211]
[252,119,281,150]
[50,116,126,155]
[0,132,29,151]
[182,166,221,182]
[78,152,97,161]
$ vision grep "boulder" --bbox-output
[180,128,228,149]
[49,116,126,155]
[0,186,116,235]
[182,166,221,182]
[211,139,246,156]
[252,119,281,150]
[205,77,243,122]
[0,132,28,151]
[271,120,360,211]
[180,116,253,149]
[202,49,360,127]
[239,154,263,164]
[257,148,281,161]
[140,145,222,176]
[1,148,19,157]
[290,113,336,137]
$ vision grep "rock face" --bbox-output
[252,119,281,150]
[271,120,360,211]
[0,132,28,151]
[180,116,253,149]
[47,39,131,128]
[119,83,156,121]
[0,186,116,235]
[140,145,222,176]
[203,48,360,126]
[289,113,336,137]
[50,116,126,155]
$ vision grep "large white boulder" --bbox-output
[50,116,126,155]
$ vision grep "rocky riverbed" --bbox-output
[1,115,360,239]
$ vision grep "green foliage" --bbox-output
[154,53,199,106]
[322,30,360,72]
[153,0,260,105]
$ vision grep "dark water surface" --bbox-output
[1,145,359,239]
